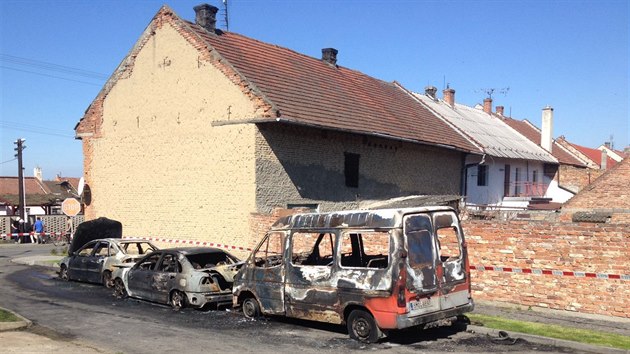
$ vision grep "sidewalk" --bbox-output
[0,307,108,353]
[470,300,630,354]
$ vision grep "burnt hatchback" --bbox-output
[113,247,242,310]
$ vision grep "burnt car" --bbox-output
[112,247,242,310]
[59,238,159,287]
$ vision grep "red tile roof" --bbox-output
[0,177,50,195]
[188,24,478,153]
[502,118,585,166]
[569,143,618,168]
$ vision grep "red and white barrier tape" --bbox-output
[470,265,630,281]
[135,236,253,253]
[1,232,66,238]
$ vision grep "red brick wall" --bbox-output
[463,219,630,318]
[556,164,603,193]
[563,157,629,211]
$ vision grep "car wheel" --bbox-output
[59,265,69,281]
[347,309,381,343]
[242,297,260,319]
[170,290,185,311]
[113,278,128,299]
[102,270,113,288]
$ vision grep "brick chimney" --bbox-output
[483,98,492,114]
[496,105,504,116]
[443,87,455,107]
[541,106,554,152]
[321,48,338,66]
[425,86,438,99]
[194,4,218,33]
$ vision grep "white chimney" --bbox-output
[541,106,553,152]
[600,149,608,170]
[34,166,43,181]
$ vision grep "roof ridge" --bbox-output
[197,25,406,91]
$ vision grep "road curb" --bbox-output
[468,325,629,354]
[11,256,63,269]
[0,307,32,332]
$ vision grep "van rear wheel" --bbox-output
[347,309,381,343]
[242,297,260,318]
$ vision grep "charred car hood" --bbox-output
[68,217,123,254]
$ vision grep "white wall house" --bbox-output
[412,88,561,209]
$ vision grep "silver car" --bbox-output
[112,247,242,310]
[59,238,158,287]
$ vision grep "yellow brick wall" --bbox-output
[82,24,258,248]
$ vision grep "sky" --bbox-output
[0,0,628,179]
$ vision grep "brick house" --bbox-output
[0,171,80,216]
[75,4,481,250]
[560,155,630,224]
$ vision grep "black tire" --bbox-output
[170,290,185,311]
[113,278,128,299]
[347,309,381,343]
[59,264,69,281]
[242,296,260,318]
[102,270,113,288]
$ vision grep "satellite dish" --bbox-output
[77,177,85,196]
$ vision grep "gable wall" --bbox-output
[81,23,259,247]
[254,124,464,214]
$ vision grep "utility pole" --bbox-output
[14,138,26,221]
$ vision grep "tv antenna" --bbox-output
[476,87,510,99]
[221,0,229,32]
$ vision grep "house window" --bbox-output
[477,165,488,186]
[287,204,319,212]
[532,170,538,183]
[344,152,360,188]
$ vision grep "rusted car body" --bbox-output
[112,247,242,310]
[59,238,158,287]
[233,206,473,342]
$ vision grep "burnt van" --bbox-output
[232,206,473,342]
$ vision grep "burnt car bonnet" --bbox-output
[69,217,123,254]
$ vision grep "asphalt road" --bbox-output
[0,243,592,353]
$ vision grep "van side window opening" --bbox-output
[253,232,284,268]
[340,231,389,268]
[292,232,335,266]
[404,215,435,268]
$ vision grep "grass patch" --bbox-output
[468,313,630,350]
[0,308,20,322]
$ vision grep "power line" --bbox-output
[1,66,103,86]
[0,158,17,165]
[0,54,108,79]
[1,122,75,139]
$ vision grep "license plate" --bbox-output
[408,297,432,311]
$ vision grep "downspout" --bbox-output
[461,154,486,202]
